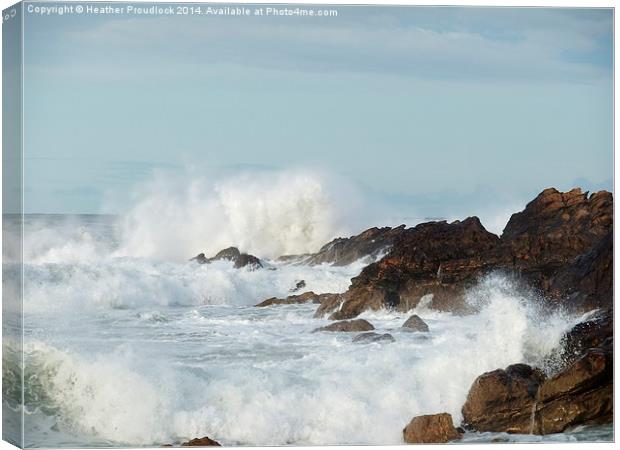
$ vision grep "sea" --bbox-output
[2,213,613,447]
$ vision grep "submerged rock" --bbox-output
[191,247,263,270]
[403,413,462,443]
[181,436,221,446]
[290,280,306,292]
[312,319,374,333]
[401,315,429,332]
[461,364,546,433]
[352,332,395,343]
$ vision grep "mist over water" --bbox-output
[7,171,608,447]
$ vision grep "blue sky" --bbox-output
[22,4,613,224]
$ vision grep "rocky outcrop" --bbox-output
[303,225,407,266]
[321,217,500,319]
[256,291,339,307]
[402,413,462,443]
[461,364,546,433]
[352,332,395,343]
[560,309,613,364]
[316,188,613,320]
[532,343,613,434]
[461,314,613,435]
[192,247,263,270]
[181,436,221,446]
[312,319,374,333]
[501,188,612,308]
[401,315,429,332]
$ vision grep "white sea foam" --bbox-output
[15,210,603,447]
[18,270,584,447]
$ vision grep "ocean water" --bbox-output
[3,214,613,447]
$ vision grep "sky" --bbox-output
[20,4,613,226]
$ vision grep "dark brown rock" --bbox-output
[461,364,546,433]
[256,292,339,308]
[401,315,429,332]
[256,291,320,307]
[180,436,221,446]
[315,188,613,320]
[192,247,263,270]
[320,217,500,319]
[547,232,612,311]
[312,319,374,333]
[352,332,395,343]
[304,225,407,266]
[462,319,613,436]
[532,343,613,434]
[403,413,462,443]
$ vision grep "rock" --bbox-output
[192,247,263,270]
[352,332,395,343]
[560,309,613,365]
[256,292,339,307]
[461,329,613,436]
[501,189,613,310]
[190,253,209,264]
[290,280,306,292]
[320,217,500,319]
[304,225,408,266]
[401,315,429,332]
[181,436,221,446]
[312,319,375,333]
[532,342,613,434]
[256,291,319,307]
[313,294,344,318]
[547,231,612,311]
[314,188,613,320]
[403,413,462,443]
[461,364,546,433]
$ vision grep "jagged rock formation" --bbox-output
[191,247,263,270]
[461,312,613,435]
[316,188,612,320]
[302,225,407,266]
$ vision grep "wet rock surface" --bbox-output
[192,247,263,270]
[461,314,613,435]
[312,319,375,333]
[352,332,395,343]
[401,315,429,332]
[256,292,339,307]
[303,225,407,266]
[403,413,462,443]
[461,364,546,434]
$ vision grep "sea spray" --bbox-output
[112,170,365,261]
[19,270,584,446]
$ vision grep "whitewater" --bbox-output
[3,173,613,447]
